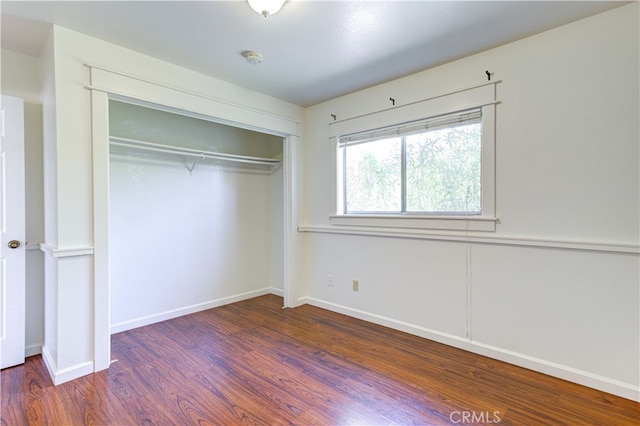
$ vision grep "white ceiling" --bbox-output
[0,1,628,107]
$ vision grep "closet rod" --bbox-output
[109,136,281,166]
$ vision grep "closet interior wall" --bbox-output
[108,101,284,333]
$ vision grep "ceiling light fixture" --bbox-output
[247,0,286,17]
[242,50,263,64]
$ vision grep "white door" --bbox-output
[0,94,26,369]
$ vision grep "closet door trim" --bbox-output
[91,89,111,373]
[86,64,299,137]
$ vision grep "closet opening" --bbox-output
[107,99,287,335]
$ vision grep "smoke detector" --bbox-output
[242,51,263,65]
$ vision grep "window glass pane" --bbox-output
[406,122,481,213]
[345,138,401,212]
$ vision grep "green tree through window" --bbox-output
[406,122,481,213]
[341,110,482,215]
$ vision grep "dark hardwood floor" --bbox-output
[2,294,639,425]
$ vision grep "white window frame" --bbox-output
[329,81,498,232]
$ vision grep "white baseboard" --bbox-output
[41,346,95,385]
[25,343,42,357]
[110,287,272,334]
[270,287,284,297]
[302,296,640,403]
[41,346,56,381]
[468,341,640,402]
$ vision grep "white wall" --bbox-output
[300,4,639,401]
[1,48,45,357]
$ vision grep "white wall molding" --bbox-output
[86,65,299,137]
[25,343,41,357]
[41,345,95,385]
[91,89,112,373]
[110,287,272,334]
[329,215,498,232]
[270,288,284,297]
[302,296,640,402]
[468,341,640,403]
[85,63,300,130]
[298,225,639,255]
[328,80,499,136]
[39,244,94,258]
[303,296,471,344]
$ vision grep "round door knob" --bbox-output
[8,240,20,249]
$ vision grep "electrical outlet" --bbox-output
[328,275,334,287]
[352,279,359,292]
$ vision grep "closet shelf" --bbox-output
[109,136,282,167]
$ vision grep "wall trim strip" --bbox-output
[297,225,639,254]
[329,80,501,126]
[39,244,94,258]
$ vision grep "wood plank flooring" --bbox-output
[2,294,639,425]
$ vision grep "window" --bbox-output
[339,109,482,215]
[330,81,498,232]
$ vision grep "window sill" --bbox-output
[329,214,498,232]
